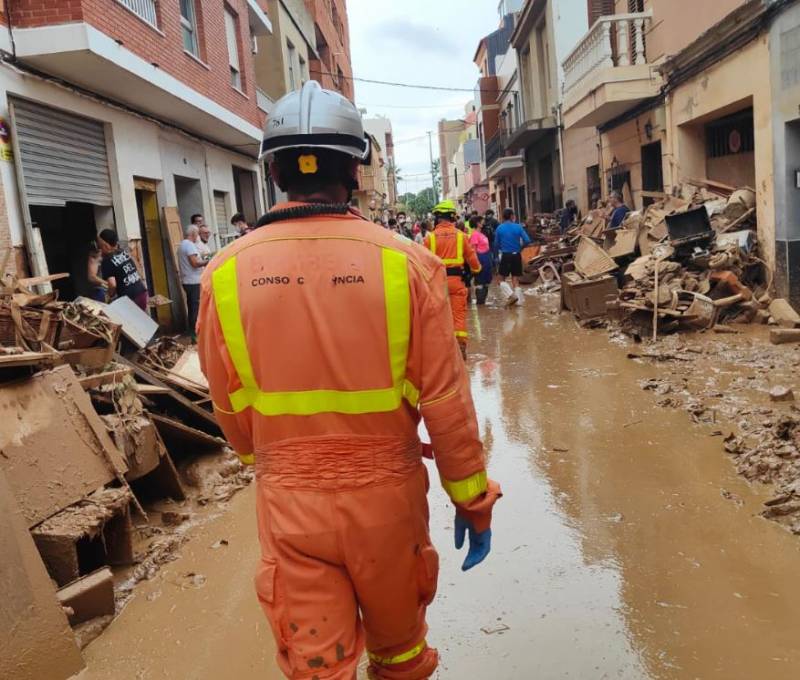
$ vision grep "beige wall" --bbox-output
[562,126,601,213]
[615,0,749,64]
[599,107,666,210]
[666,35,773,266]
[254,0,312,100]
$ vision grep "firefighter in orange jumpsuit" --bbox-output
[197,81,501,680]
[424,200,482,359]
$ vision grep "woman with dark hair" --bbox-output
[468,216,493,304]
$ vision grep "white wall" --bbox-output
[0,65,262,257]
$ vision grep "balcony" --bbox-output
[503,115,558,153]
[6,22,264,152]
[562,11,659,129]
[485,132,524,180]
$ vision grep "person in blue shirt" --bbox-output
[493,207,531,305]
[608,191,630,229]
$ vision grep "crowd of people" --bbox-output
[81,210,255,343]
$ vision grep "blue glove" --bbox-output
[454,513,492,572]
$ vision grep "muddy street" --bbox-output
[74,297,800,680]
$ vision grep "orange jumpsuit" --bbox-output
[423,222,481,351]
[197,204,500,680]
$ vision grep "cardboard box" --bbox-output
[563,275,619,320]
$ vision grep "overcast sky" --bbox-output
[347,0,501,196]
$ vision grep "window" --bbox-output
[224,8,242,90]
[180,0,199,56]
[287,40,297,90]
[119,0,158,27]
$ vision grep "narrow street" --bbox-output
[75,296,800,680]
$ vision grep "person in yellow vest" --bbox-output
[197,82,501,680]
[424,200,481,359]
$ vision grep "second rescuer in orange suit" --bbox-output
[198,81,501,680]
[424,201,481,358]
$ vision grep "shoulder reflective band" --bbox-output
[368,640,427,666]
[212,249,419,416]
[428,230,464,266]
[441,470,488,504]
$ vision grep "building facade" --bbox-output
[255,0,316,103]
[305,0,353,100]
[0,0,271,330]
[363,116,398,207]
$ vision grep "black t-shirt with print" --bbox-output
[101,250,146,300]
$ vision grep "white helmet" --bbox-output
[261,81,369,161]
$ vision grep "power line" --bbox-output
[310,69,517,94]
[359,102,474,110]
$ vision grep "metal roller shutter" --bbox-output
[10,98,113,207]
[214,191,235,246]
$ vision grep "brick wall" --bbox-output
[9,0,261,127]
[306,0,353,100]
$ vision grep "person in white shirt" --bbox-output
[197,225,214,259]
[178,225,207,342]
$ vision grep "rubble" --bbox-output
[0,265,248,664]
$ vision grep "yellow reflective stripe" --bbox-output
[454,330,469,338]
[212,249,418,416]
[383,248,410,395]
[368,641,427,666]
[430,230,464,266]
[212,258,258,393]
[441,470,488,503]
[237,453,255,465]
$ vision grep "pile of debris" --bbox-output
[1,271,245,680]
[522,180,788,335]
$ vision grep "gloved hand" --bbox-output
[454,513,492,571]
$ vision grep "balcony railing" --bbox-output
[563,11,652,94]
[485,132,503,167]
[116,0,158,26]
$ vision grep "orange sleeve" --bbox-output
[197,277,255,463]
[408,261,501,530]
[463,237,481,274]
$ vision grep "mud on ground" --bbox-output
[622,324,800,533]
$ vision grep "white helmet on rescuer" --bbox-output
[260,80,369,161]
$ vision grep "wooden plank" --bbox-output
[116,355,222,437]
[684,177,736,194]
[150,412,227,452]
[0,471,84,680]
[0,350,56,368]
[135,383,171,395]
[16,272,70,287]
[78,367,132,390]
[171,347,208,390]
[0,365,128,527]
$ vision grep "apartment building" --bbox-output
[363,116,397,207]
[0,0,271,329]
[305,0,353,100]
[254,0,316,102]
[352,133,387,220]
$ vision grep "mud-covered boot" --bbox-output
[515,287,524,306]
[476,285,489,305]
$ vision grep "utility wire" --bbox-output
[310,69,518,94]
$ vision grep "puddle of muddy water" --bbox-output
[74,297,800,680]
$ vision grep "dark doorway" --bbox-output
[233,167,259,225]
[641,141,664,207]
[538,155,555,213]
[586,164,601,208]
[517,185,527,221]
[33,203,97,301]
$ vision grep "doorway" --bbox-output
[34,203,98,301]
[641,141,664,207]
[517,185,527,221]
[538,155,555,213]
[174,176,203,230]
[586,164,601,208]
[135,179,173,327]
[233,167,259,225]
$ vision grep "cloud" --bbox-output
[372,18,458,55]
